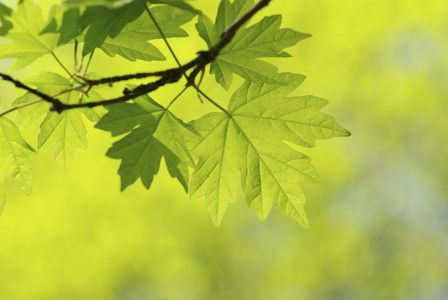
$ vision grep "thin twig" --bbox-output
[195,87,231,116]
[83,0,271,89]
[0,85,86,118]
[82,51,95,77]
[187,0,271,84]
[166,86,188,110]
[51,52,81,84]
[51,52,72,77]
[195,68,205,103]
[144,5,183,69]
[78,64,192,86]
[51,70,183,112]
[74,40,79,71]
[78,51,95,104]
[0,0,272,114]
[145,3,221,111]
[0,99,43,118]
[0,72,61,106]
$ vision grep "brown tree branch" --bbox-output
[187,0,272,84]
[0,0,272,115]
[0,73,61,107]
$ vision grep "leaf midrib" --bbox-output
[234,114,348,134]
[14,12,55,53]
[0,120,28,188]
[231,118,308,224]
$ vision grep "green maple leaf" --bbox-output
[196,0,310,90]
[64,0,199,12]
[0,0,59,71]
[0,117,35,215]
[47,0,197,53]
[95,94,199,191]
[79,2,146,55]
[77,0,198,55]
[0,2,12,36]
[147,0,199,13]
[12,72,103,174]
[38,5,82,46]
[189,73,350,226]
[188,113,241,226]
[63,0,137,8]
[100,6,195,62]
[38,111,88,175]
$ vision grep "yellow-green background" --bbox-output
[1,0,447,299]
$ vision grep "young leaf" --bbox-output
[100,6,195,62]
[79,2,147,55]
[95,94,199,191]
[12,72,103,174]
[0,117,35,207]
[0,0,58,71]
[64,0,138,9]
[189,113,241,226]
[64,0,200,13]
[189,73,350,226]
[196,0,310,89]
[40,5,85,46]
[12,74,71,129]
[147,0,200,13]
[38,111,88,175]
[57,7,84,46]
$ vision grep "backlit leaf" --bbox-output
[189,113,240,226]
[95,94,199,191]
[64,0,199,13]
[189,73,350,226]
[196,0,310,89]
[0,117,35,214]
[57,7,84,46]
[148,0,200,13]
[0,0,58,71]
[12,72,103,174]
[100,6,195,62]
[80,2,146,55]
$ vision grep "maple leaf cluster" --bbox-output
[0,0,349,226]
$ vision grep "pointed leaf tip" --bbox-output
[97,94,196,192]
[0,117,35,197]
[190,72,349,227]
[197,2,309,89]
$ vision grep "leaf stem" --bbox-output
[51,52,76,81]
[74,40,79,70]
[0,76,86,117]
[82,51,95,77]
[1,0,271,114]
[144,5,183,69]
[165,86,188,110]
[0,99,43,118]
[145,3,231,114]
[195,87,231,116]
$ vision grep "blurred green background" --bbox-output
[1,0,447,299]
